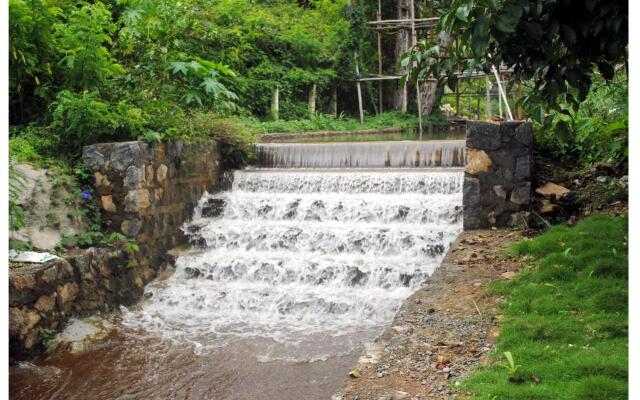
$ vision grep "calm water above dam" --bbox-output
[11,142,464,399]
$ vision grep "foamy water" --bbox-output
[123,169,463,357]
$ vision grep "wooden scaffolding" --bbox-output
[355,0,518,135]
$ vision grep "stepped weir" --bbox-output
[10,137,466,400]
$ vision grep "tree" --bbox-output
[403,0,628,115]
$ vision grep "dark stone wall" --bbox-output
[82,140,221,265]
[463,121,533,229]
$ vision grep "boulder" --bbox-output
[535,182,571,200]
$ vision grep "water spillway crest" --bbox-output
[254,140,466,168]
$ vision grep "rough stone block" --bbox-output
[515,123,534,147]
[156,164,168,183]
[101,195,117,213]
[82,146,106,170]
[466,148,493,175]
[34,294,56,313]
[493,185,507,200]
[94,171,111,189]
[124,165,146,190]
[121,219,142,237]
[109,142,150,171]
[124,189,151,212]
[466,121,501,150]
[515,155,531,180]
[57,282,80,307]
[510,182,531,205]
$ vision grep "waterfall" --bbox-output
[126,169,464,349]
[254,140,466,168]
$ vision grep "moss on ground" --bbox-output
[463,214,628,399]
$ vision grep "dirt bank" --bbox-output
[335,229,524,400]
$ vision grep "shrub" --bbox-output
[185,112,256,169]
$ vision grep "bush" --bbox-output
[185,112,256,169]
[9,125,59,163]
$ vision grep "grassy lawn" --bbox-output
[463,214,628,399]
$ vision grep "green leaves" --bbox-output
[495,3,523,33]
[471,14,490,57]
[169,61,189,75]
[168,56,238,109]
[455,3,473,22]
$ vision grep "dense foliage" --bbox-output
[536,69,628,170]
[9,0,366,162]
[404,0,628,111]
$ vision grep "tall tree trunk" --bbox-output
[394,0,411,112]
[419,81,438,116]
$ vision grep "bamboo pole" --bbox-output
[517,79,523,119]
[330,86,338,118]
[455,80,460,117]
[410,0,423,138]
[476,88,481,120]
[377,0,383,115]
[308,83,317,117]
[355,52,364,124]
[492,65,513,120]
[270,86,279,121]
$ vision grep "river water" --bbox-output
[11,144,464,399]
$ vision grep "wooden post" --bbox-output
[410,0,423,138]
[355,52,364,124]
[270,86,279,121]
[308,83,317,117]
[455,80,460,117]
[476,88,481,120]
[330,86,338,118]
[517,79,523,119]
[377,0,383,114]
[485,78,492,119]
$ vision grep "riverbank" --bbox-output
[335,228,524,399]
[336,212,628,400]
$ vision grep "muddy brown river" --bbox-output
[10,321,366,399]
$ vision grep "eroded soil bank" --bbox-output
[335,229,524,400]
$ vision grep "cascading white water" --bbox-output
[254,140,466,168]
[125,169,464,357]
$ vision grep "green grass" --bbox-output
[463,214,628,399]
[251,112,427,134]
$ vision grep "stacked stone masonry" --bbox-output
[82,140,221,264]
[463,121,533,229]
[9,248,155,360]
[9,140,220,361]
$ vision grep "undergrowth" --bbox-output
[251,111,425,134]
[463,214,628,399]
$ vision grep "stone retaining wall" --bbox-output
[9,140,221,361]
[463,121,533,229]
[9,247,156,360]
[82,140,221,265]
